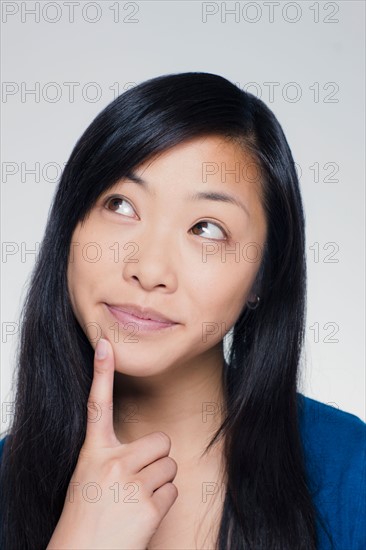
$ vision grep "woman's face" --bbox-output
[67,135,267,376]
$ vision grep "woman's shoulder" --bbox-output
[297,392,365,451]
[297,391,366,427]
[296,392,366,549]
[296,391,365,483]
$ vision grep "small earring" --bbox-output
[246,294,261,310]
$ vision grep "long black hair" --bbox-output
[0,72,334,549]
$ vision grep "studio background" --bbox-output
[1,0,365,430]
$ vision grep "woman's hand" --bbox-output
[46,338,178,550]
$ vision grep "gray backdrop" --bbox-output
[1,1,365,429]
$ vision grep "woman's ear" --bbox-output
[246,291,257,303]
[247,279,261,302]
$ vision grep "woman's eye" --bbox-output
[105,196,136,217]
[104,197,228,240]
[191,221,228,240]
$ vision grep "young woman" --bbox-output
[0,72,364,550]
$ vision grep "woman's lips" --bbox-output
[105,304,179,332]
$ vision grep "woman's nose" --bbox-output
[121,224,178,291]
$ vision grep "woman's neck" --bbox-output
[112,351,227,464]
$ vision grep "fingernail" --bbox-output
[96,338,108,360]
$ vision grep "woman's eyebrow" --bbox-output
[124,170,250,218]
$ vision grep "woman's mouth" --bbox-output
[105,304,179,333]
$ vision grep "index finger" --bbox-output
[84,337,119,449]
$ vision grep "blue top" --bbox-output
[0,393,365,549]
